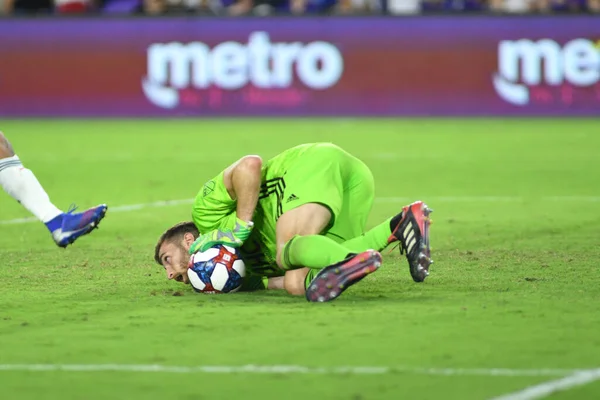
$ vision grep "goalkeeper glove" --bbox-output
[189,218,254,254]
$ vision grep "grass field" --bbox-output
[0,119,599,400]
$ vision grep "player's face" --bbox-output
[158,240,190,284]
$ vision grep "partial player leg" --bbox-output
[334,203,434,283]
[276,202,381,302]
[272,144,386,301]
[276,203,347,268]
[322,156,392,252]
[307,150,434,283]
[0,130,107,247]
[0,131,63,225]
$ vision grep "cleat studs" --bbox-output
[334,268,340,274]
[326,284,333,289]
[329,292,336,298]
[339,284,344,289]
[374,262,381,267]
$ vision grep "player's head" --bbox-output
[154,221,199,284]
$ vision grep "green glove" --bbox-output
[189,218,254,254]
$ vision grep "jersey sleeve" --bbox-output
[192,171,238,234]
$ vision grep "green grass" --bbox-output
[0,119,599,400]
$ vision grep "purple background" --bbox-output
[0,17,599,117]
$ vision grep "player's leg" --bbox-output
[294,149,434,288]
[0,131,64,225]
[291,152,387,301]
[323,153,434,283]
[336,200,434,283]
[276,203,346,268]
[275,143,372,269]
[0,130,107,247]
[274,144,382,301]
[324,155,392,252]
[276,203,381,302]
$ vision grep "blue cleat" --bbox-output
[48,204,108,248]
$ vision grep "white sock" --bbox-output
[0,155,63,223]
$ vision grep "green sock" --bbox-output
[282,235,351,270]
[342,217,393,253]
[282,220,395,292]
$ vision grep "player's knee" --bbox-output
[0,131,15,158]
[284,269,308,296]
[239,155,262,172]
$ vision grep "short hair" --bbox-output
[154,221,199,265]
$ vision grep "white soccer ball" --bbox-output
[187,245,246,294]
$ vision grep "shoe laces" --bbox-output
[387,242,404,256]
[65,204,79,215]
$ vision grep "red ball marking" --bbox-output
[202,282,219,293]
[213,246,238,271]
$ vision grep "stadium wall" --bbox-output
[0,16,599,117]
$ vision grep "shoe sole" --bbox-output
[306,250,382,303]
[409,203,433,282]
[59,206,108,248]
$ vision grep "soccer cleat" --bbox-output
[306,250,382,303]
[389,200,433,283]
[51,204,108,248]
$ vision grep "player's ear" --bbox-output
[182,232,196,250]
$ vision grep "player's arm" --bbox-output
[239,272,306,295]
[222,155,262,224]
[239,275,285,292]
[189,156,262,254]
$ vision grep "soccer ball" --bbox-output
[187,245,246,294]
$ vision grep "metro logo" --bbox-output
[142,31,344,109]
[493,38,600,106]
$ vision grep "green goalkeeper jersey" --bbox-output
[191,143,321,278]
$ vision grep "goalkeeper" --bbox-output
[154,143,433,302]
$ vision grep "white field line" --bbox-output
[0,364,583,377]
[489,368,600,400]
[1,196,600,226]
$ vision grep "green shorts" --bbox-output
[281,143,375,243]
[242,143,376,277]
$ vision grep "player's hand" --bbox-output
[189,219,253,254]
